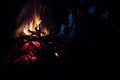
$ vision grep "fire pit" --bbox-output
[1,1,68,65]
[3,31,66,65]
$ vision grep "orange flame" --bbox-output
[40,27,50,37]
[14,12,50,38]
[23,13,50,37]
[23,13,41,36]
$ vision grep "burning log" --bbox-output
[3,28,67,65]
[1,1,69,65]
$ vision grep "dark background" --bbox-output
[0,0,115,51]
[0,0,118,79]
[0,0,117,54]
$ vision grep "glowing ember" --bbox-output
[55,52,59,58]
[14,40,39,64]
[31,56,37,61]
[20,42,33,51]
[32,41,40,48]
[14,51,37,64]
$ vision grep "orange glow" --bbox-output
[23,13,41,36]
[14,11,50,38]
[22,12,50,37]
[55,52,59,58]
[40,27,50,37]
[23,25,30,35]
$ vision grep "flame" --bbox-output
[23,24,30,35]
[40,27,50,37]
[22,13,50,37]
[23,13,41,36]
[14,11,50,38]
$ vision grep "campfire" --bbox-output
[15,11,50,38]
[3,1,67,65]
